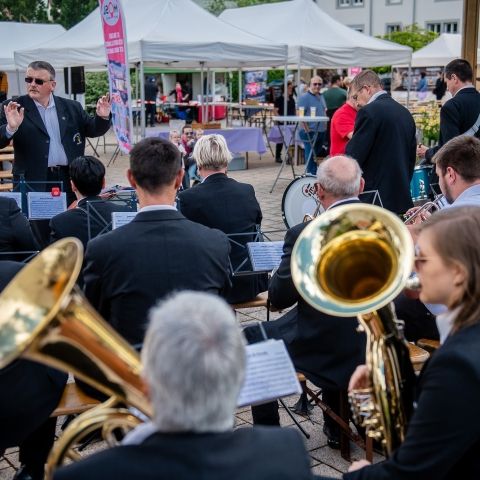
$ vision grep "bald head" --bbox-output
[316,155,363,201]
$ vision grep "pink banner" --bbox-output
[99,0,133,153]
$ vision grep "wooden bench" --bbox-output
[408,342,430,372]
[51,382,100,417]
[417,338,440,353]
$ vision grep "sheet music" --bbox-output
[247,241,284,272]
[237,340,301,407]
[112,211,137,229]
[0,192,22,209]
[27,192,67,219]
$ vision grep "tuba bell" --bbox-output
[291,203,416,455]
[0,238,152,475]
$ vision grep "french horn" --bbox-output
[291,203,416,455]
[0,238,151,476]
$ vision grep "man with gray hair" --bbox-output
[54,292,313,480]
[346,69,416,214]
[178,134,267,304]
[252,155,365,448]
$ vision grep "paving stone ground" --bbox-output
[0,126,376,478]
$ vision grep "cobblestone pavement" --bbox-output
[0,129,377,479]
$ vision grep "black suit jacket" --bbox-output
[0,94,110,183]
[345,323,480,480]
[264,199,365,390]
[426,86,480,161]
[49,196,130,250]
[54,426,313,480]
[0,261,67,450]
[83,209,231,345]
[178,173,267,303]
[0,196,38,257]
[346,94,416,214]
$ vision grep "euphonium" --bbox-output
[291,204,416,455]
[0,238,152,475]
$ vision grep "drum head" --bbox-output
[281,175,323,228]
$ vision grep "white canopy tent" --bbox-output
[14,0,287,70]
[219,0,412,68]
[0,22,65,96]
[411,34,461,67]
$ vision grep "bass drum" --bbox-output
[281,175,324,228]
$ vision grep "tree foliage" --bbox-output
[49,0,97,29]
[380,24,438,52]
[0,0,49,23]
[236,0,283,6]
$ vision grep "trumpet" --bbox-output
[404,194,445,224]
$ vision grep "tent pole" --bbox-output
[283,64,288,117]
[212,70,216,121]
[200,62,205,123]
[135,64,140,142]
[68,67,72,100]
[238,68,242,103]
[140,60,146,138]
[407,63,411,108]
[206,67,210,124]
[15,69,21,96]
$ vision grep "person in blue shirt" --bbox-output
[297,76,327,175]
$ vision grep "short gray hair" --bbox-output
[317,155,362,197]
[28,61,56,80]
[193,134,232,170]
[142,291,245,432]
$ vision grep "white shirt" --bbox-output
[139,204,176,213]
[327,197,359,210]
[368,90,388,104]
[436,306,460,344]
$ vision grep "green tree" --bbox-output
[236,0,283,6]
[380,24,438,52]
[0,0,49,22]
[49,0,97,29]
[207,0,226,15]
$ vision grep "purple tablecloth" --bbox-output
[267,125,300,146]
[150,127,266,154]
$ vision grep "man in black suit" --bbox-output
[54,291,314,480]
[178,134,267,304]
[346,70,416,214]
[0,261,67,480]
[83,137,231,346]
[0,196,38,259]
[0,61,111,205]
[417,59,480,163]
[49,155,130,250]
[251,155,366,447]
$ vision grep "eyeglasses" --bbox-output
[184,131,194,136]
[351,85,367,101]
[312,83,322,86]
[25,76,53,86]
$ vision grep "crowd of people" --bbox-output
[0,57,480,480]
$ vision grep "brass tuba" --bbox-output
[291,203,416,455]
[0,238,152,475]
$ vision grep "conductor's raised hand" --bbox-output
[96,93,111,118]
[4,101,24,131]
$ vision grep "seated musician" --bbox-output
[0,196,38,260]
[396,135,480,341]
[0,261,67,480]
[177,134,267,304]
[49,155,129,250]
[54,291,314,480]
[320,206,480,480]
[250,155,366,448]
[83,137,231,346]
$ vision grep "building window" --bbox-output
[386,0,402,4]
[426,22,441,33]
[443,21,458,33]
[349,24,365,33]
[426,21,458,34]
[337,0,364,7]
[386,23,402,33]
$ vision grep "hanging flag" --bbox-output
[99,0,133,153]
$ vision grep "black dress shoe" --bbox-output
[323,424,340,450]
[275,157,282,163]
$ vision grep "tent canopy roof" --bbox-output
[0,22,65,71]
[14,0,287,70]
[220,0,412,67]
[411,33,461,67]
